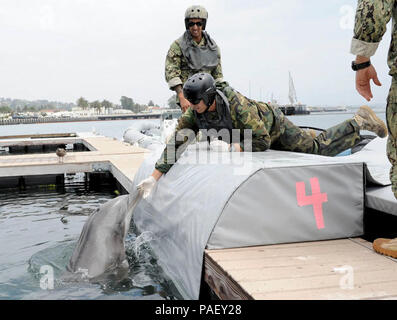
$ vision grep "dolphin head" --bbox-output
[66,189,142,280]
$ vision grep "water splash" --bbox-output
[133,231,154,259]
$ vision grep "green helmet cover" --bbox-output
[184,5,208,29]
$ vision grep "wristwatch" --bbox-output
[351,60,371,71]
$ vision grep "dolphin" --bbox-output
[65,189,142,280]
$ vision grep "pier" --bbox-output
[0,133,148,193]
[0,113,161,126]
[203,238,397,299]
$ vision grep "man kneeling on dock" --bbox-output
[137,73,387,198]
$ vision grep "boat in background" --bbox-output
[160,108,181,142]
[161,108,182,121]
[310,106,348,113]
[279,71,310,115]
[123,108,181,148]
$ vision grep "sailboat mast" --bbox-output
[288,71,298,105]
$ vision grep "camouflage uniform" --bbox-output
[155,83,361,174]
[351,0,397,198]
[165,35,223,104]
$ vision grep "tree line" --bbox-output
[0,98,74,113]
[75,96,160,114]
[0,96,162,114]
[0,95,179,114]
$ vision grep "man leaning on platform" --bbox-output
[350,0,397,258]
[137,72,386,203]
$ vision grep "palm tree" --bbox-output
[77,97,89,110]
[167,94,178,109]
[90,100,102,114]
[101,100,113,113]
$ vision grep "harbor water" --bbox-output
[0,109,387,300]
[0,178,181,300]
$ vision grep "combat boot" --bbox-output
[373,238,397,259]
[308,129,317,139]
[353,105,388,138]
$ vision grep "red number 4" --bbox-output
[296,177,328,230]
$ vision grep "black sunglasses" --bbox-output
[188,21,203,28]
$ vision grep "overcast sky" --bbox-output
[0,0,393,107]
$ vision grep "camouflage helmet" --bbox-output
[184,5,208,30]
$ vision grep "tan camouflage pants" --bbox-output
[387,79,397,199]
[271,108,361,157]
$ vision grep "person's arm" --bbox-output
[354,55,382,101]
[137,110,197,198]
[351,0,393,100]
[137,170,162,198]
[173,85,191,113]
[231,143,242,152]
[151,169,163,181]
[165,42,183,89]
[165,42,191,112]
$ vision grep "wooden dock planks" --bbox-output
[0,135,148,192]
[204,238,397,300]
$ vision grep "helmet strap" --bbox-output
[203,98,215,113]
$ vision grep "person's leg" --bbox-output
[273,116,361,157]
[386,99,397,199]
[372,82,397,258]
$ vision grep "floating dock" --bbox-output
[204,238,397,300]
[1,133,396,300]
[0,133,148,193]
[0,113,161,126]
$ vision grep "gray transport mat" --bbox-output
[345,137,391,186]
[366,185,397,216]
[207,162,364,249]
